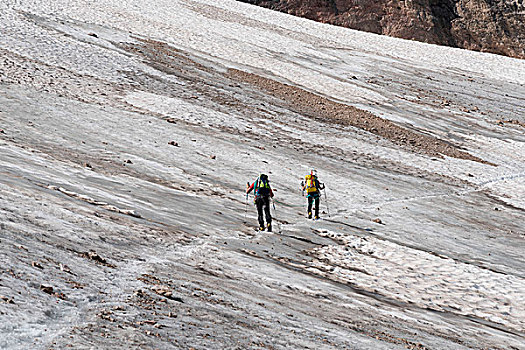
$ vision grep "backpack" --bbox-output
[304,174,318,194]
[255,174,271,197]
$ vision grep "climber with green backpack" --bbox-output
[246,174,274,231]
[302,170,325,220]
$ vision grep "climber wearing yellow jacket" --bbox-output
[302,170,325,220]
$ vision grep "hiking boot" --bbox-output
[308,212,312,219]
[258,226,265,231]
[267,223,272,232]
[314,215,320,220]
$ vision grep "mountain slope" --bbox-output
[1,0,524,349]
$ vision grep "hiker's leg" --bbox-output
[264,197,272,224]
[256,198,265,228]
[314,197,320,218]
[307,197,313,218]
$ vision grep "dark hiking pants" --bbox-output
[255,196,272,228]
[307,195,320,218]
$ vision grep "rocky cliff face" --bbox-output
[239,0,525,58]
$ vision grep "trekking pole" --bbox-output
[323,187,331,217]
[244,194,248,221]
[301,180,307,214]
[244,182,249,221]
[271,198,281,233]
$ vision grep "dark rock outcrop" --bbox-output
[239,0,525,58]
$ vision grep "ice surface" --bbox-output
[1,0,524,349]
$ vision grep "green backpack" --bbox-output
[255,174,271,197]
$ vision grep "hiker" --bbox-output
[302,170,325,219]
[246,174,274,231]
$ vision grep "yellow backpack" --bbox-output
[304,174,318,194]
